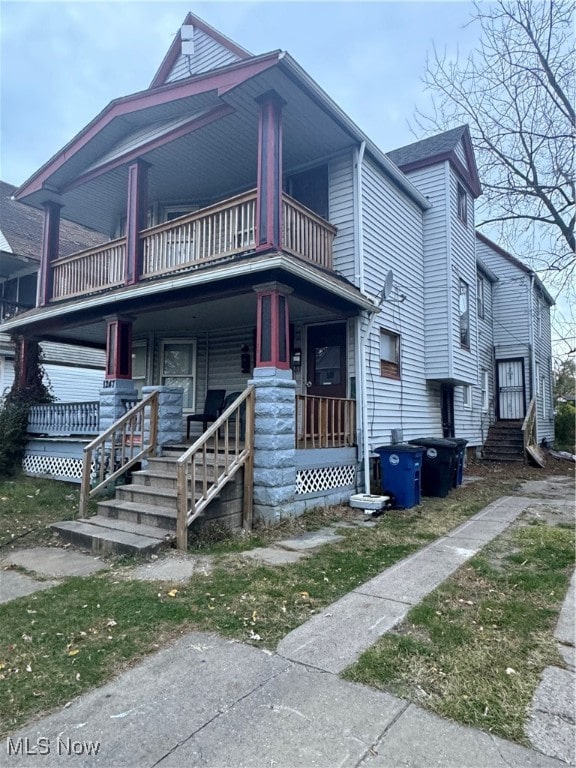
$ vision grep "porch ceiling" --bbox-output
[16,64,358,236]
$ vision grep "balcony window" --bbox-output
[286,165,329,220]
[459,279,470,349]
[380,329,401,379]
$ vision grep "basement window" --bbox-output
[380,330,401,379]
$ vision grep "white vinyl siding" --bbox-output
[328,152,356,282]
[42,365,104,402]
[166,28,241,82]
[361,155,442,446]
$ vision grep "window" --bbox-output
[132,341,148,398]
[462,385,472,408]
[457,183,467,225]
[536,299,542,337]
[459,279,470,348]
[380,330,401,379]
[477,274,485,318]
[286,165,329,220]
[160,340,197,410]
[481,370,489,411]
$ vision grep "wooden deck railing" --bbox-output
[79,391,159,517]
[28,401,99,436]
[48,191,337,302]
[176,386,254,550]
[141,190,257,277]
[295,395,356,449]
[521,396,537,462]
[282,196,337,270]
[52,238,126,300]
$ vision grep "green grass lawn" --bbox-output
[343,519,575,744]
[0,462,572,740]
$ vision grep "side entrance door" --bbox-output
[441,384,455,438]
[497,359,526,420]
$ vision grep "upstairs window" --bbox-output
[380,330,401,379]
[286,165,329,220]
[459,279,470,349]
[477,274,485,318]
[457,183,467,226]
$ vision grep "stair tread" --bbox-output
[77,516,174,541]
[98,499,177,519]
[52,520,165,549]
[117,485,178,499]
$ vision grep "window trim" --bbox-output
[477,274,485,319]
[459,279,470,349]
[380,329,401,380]
[481,370,489,412]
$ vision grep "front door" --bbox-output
[306,323,347,398]
[441,384,455,438]
[497,359,525,419]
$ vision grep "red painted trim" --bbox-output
[18,338,28,388]
[125,160,149,286]
[37,201,62,307]
[15,53,281,201]
[62,104,235,194]
[150,11,251,89]
[256,92,284,251]
[105,319,133,380]
[255,289,290,369]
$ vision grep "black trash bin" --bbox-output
[408,438,457,498]
[449,438,468,487]
[374,445,423,509]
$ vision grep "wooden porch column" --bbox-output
[254,282,292,370]
[37,200,62,307]
[255,91,285,251]
[125,159,149,285]
[105,316,133,380]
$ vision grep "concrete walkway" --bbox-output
[5,490,574,768]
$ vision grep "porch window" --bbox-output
[160,340,197,410]
[132,341,148,398]
[459,280,470,349]
[380,330,401,379]
[457,183,467,226]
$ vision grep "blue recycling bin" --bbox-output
[374,445,423,509]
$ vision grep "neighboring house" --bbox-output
[0,180,106,400]
[1,13,555,548]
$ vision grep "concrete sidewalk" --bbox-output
[5,491,573,768]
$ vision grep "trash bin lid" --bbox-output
[374,444,424,454]
[408,437,457,448]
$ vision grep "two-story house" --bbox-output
[1,12,554,552]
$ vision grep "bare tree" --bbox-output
[416,0,575,352]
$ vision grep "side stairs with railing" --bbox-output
[51,388,255,554]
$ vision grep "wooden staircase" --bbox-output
[483,420,525,462]
[52,446,245,554]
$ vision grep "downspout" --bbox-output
[352,141,372,494]
[528,273,538,442]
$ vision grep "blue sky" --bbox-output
[0,1,482,186]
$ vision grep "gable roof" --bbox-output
[476,231,555,305]
[387,125,482,198]
[150,11,252,89]
[0,180,103,270]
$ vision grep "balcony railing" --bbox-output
[27,401,100,436]
[0,298,34,322]
[48,191,336,302]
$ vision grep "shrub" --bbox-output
[555,402,575,453]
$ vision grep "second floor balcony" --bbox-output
[50,190,337,302]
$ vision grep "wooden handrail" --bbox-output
[176,386,255,550]
[51,236,126,267]
[282,194,338,235]
[79,391,159,516]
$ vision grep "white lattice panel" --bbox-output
[23,454,84,481]
[296,464,356,495]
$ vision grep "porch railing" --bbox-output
[48,191,337,302]
[52,238,126,300]
[79,391,159,517]
[28,401,99,436]
[295,394,356,449]
[176,386,254,550]
[521,396,537,462]
[142,190,257,277]
[283,196,337,270]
